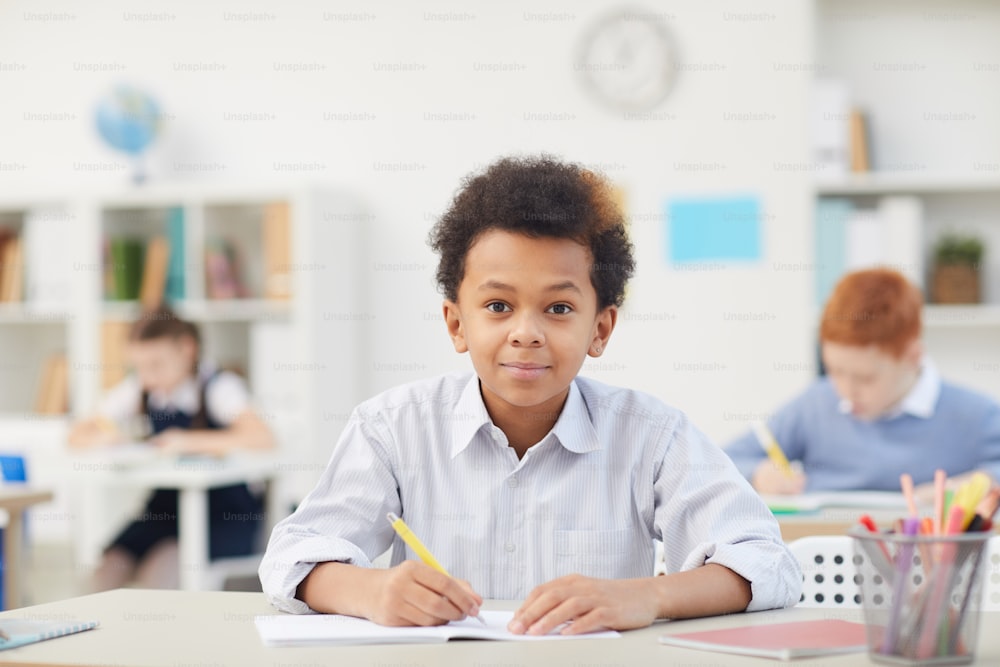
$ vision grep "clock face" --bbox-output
[575,8,678,112]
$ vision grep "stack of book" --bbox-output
[813,79,872,176]
[816,196,924,306]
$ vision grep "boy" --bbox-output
[260,156,800,635]
[726,268,1000,495]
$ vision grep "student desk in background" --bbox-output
[761,491,913,542]
[1,589,999,666]
[0,487,53,609]
[70,448,283,590]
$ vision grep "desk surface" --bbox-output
[2,589,999,666]
[69,448,280,488]
[0,486,53,511]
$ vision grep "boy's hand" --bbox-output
[368,560,483,627]
[508,574,657,635]
[752,460,806,494]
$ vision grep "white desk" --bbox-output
[0,487,53,609]
[71,450,282,590]
[1,589,999,666]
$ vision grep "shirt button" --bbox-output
[504,543,516,552]
[507,477,518,488]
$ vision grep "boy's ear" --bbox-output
[589,305,618,357]
[442,300,468,353]
[175,335,197,359]
[902,336,923,367]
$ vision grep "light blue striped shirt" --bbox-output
[260,372,801,614]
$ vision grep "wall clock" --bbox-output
[575,7,678,112]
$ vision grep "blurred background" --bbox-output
[1,0,999,602]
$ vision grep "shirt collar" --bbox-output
[837,358,941,420]
[145,362,217,412]
[449,376,602,458]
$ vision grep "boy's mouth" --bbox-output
[501,362,549,380]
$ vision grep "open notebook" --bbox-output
[255,610,620,646]
[762,491,908,514]
[0,619,99,651]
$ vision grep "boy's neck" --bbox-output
[480,384,569,459]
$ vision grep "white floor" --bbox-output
[20,540,86,607]
[17,541,262,609]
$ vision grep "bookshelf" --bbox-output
[812,0,1000,398]
[0,185,368,545]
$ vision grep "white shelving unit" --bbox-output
[813,0,1000,398]
[0,185,370,546]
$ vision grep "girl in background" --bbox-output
[70,306,274,590]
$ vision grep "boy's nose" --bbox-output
[508,314,544,346]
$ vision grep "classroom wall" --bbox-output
[0,0,816,461]
[815,0,1000,400]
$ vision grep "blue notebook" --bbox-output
[0,619,99,650]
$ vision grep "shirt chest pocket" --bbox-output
[554,529,634,579]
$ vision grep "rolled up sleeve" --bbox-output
[258,410,400,613]
[655,416,802,612]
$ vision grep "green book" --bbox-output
[109,237,145,300]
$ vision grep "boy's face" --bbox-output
[821,339,922,420]
[443,230,616,420]
[127,337,197,396]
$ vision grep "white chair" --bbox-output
[983,535,1000,611]
[787,535,865,608]
[788,534,1000,611]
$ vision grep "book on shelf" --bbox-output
[814,196,924,305]
[23,207,74,308]
[849,108,871,173]
[0,234,24,303]
[263,202,292,300]
[34,353,69,415]
[205,238,246,300]
[812,80,851,176]
[165,206,185,302]
[139,236,170,310]
[107,237,145,301]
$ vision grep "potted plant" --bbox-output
[931,233,984,304]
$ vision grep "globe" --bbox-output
[94,85,163,183]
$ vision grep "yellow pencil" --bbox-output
[386,512,487,626]
[751,422,794,478]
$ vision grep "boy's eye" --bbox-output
[486,302,511,313]
[548,303,573,315]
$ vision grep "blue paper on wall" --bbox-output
[666,196,762,263]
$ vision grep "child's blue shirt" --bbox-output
[724,362,1000,490]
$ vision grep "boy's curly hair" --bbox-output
[428,155,635,309]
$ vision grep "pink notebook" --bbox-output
[659,619,868,660]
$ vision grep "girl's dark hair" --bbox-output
[131,306,205,429]
[428,155,635,309]
[128,306,201,348]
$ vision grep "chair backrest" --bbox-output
[788,535,863,608]
[790,533,1000,611]
[983,535,1000,611]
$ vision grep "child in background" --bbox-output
[725,268,1000,497]
[69,307,275,590]
[260,156,799,635]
